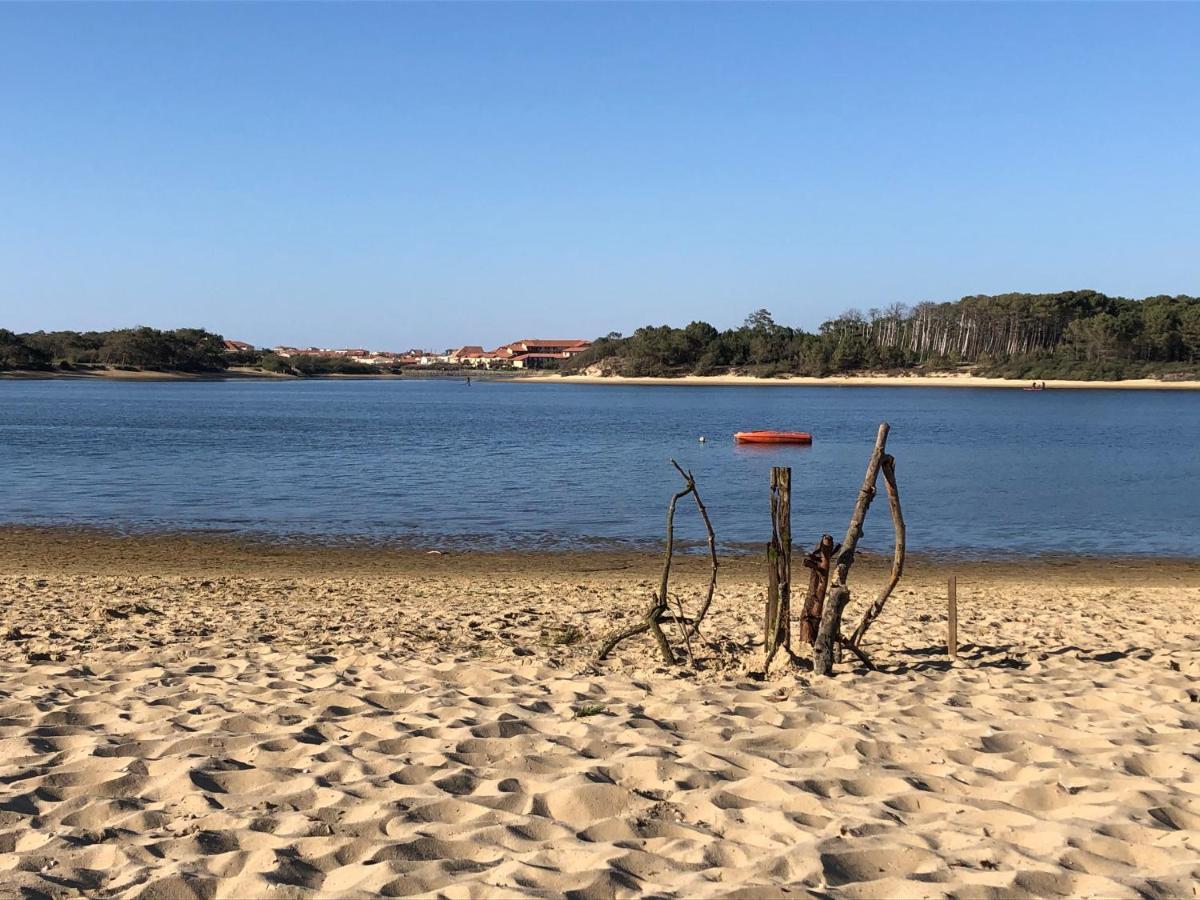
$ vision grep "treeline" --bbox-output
[0,327,392,376]
[564,291,1200,380]
[0,327,229,372]
[0,326,403,376]
[7,291,1200,381]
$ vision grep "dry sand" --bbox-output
[1,528,1198,898]
[6,368,1200,390]
[521,372,1200,391]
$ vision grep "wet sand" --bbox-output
[1,527,1198,897]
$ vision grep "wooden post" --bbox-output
[763,467,792,666]
[947,575,958,659]
[798,534,834,644]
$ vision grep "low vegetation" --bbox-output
[1,327,229,373]
[540,624,584,647]
[260,353,380,376]
[0,328,384,377]
[573,703,607,718]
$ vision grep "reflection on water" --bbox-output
[1,378,1198,556]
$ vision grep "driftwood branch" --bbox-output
[670,592,696,666]
[680,461,720,641]
[596,461,719,665]
[849,454,905,648]
[813,422,890,676]
[839,635,876,670]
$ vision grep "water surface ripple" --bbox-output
[2,379,1197,557]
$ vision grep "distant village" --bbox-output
[222,338,592,370]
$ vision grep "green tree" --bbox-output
[743,309,776,332]
[0,330,51,369]
[1180,302,1200,362]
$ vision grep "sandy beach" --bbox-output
[5,367,1200,390]
[0,527,1197,898]
[522,372,1200,391]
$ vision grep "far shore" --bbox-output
[4,365,1200,390]
[0,366,295,381]
[0,366,475,382]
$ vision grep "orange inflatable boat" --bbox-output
[734,430,813,444]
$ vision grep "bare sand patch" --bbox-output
[521,372,1200,390]
[1,529,1197,897]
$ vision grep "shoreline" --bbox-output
[521,372,1200,390]
[1,524,1196,579]
[0,366,531,383]
[0,366,294,381]
[4,366,1200,389]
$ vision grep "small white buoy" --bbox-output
[698,436,706,443]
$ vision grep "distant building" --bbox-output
[502,339,591,369]
[265,338,592,370]
[223,340,255,352]
[444,339,590,369]
[450,345,488,365]
[272,346,380,360]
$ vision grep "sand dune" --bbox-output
[1,531,1198,897]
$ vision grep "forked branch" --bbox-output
[596,461,719,665]
[813,422,890,676]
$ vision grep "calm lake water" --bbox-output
[1,378,1198,557]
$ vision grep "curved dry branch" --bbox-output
[676,461,720,642]
[596,619,651,661]
[849,454,905,648]
[648,476,692,663]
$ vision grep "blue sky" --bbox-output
[2,3,1197,350]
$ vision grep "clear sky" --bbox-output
[2,3,1197,350]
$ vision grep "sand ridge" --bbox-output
[1,532,1198,898]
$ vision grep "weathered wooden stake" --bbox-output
[947,575,958,659]
[763,467,792,667]
[799,534,835,644]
